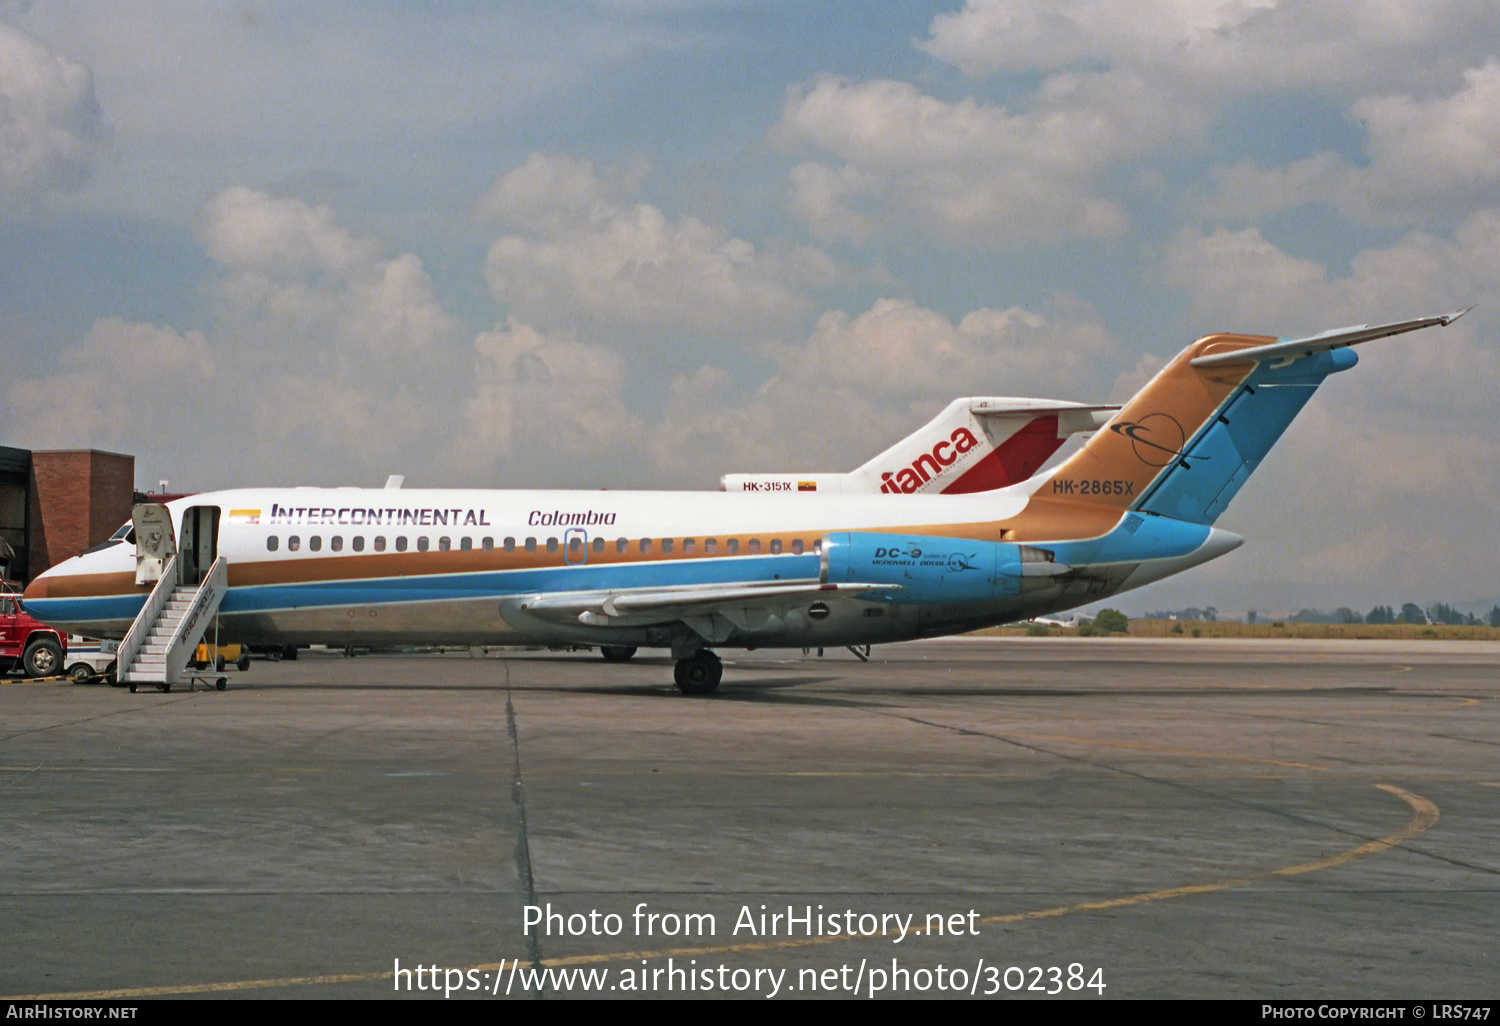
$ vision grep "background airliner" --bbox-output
[22,312,1463,693]
[721,397,1115,495]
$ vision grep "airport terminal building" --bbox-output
[0,446,136,586]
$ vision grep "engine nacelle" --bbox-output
[820,532,1059,604]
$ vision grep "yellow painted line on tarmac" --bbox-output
[1007,732,1331,771]
[9,783,1439,1000]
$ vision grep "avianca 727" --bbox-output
[720,397,1116,495]
[21,311,1464,694]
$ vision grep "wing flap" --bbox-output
[518,579,894,629]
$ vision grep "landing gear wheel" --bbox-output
[216,677,228,691]
[600,645,637,663]
[673,650,722,695]
[236,654,251,672]
[22,636,62,678]
[215,655,226,672]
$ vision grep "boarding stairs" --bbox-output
[117,554,228,690]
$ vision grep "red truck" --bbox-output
[1,588,67,678]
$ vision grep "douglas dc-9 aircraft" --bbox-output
[23,311,1464,694]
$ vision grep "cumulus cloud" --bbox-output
[821,1,1500,248]
[1204,60,1500,221]
[0,22,105,199]
[479,152,836,335]
[199,186,381,276]
[1154,215,1500,599]
[648,295,1117,482]
[3,318,213,449]
[920,0,1494,96]
[200,187,459,366]
[453,318,643,482]
[773,74,1193,247]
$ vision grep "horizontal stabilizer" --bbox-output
[1190,309,1470,368]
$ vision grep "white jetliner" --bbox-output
[720,398,1116,495]
[22,311,1465,694]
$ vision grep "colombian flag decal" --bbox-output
[798,481,817,492]
[227,509,261,524]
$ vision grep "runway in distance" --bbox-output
[23,311,1465,693]
[721,397,1116,495]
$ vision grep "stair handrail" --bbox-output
[164,556,228,683]
[117,552,179,679]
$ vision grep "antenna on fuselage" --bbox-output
[384,475,404,489]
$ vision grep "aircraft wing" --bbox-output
[512,579,894,642]
[1190,309,1470,368]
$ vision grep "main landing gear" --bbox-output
[673,650,722,695]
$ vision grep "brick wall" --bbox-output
[28,450,135,578]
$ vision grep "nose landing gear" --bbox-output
[673,649,722,695]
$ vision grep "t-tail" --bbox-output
[1038,311,1469,525]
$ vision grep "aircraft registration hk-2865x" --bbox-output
[23,311,1465,694]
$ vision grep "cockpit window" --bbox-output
[109,522,136,544]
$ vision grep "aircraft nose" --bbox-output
[22,571,51,600]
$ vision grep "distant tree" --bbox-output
[1366,605,1395,625]
[1489,605,1500,628]
[1203,605,1218,622]
[1247,609,1257,625]
[1094,608,1129,633]
[1335,607,1361,624]
[1399,602,1426,625]
[1428,602,1463,625]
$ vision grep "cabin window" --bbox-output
[352,536,365,552]
[682,538,695,554]
[592,537,605,553]
[483,537,495,552]
[748,539,760,554]
[438,536,451,551]
[288,536,301,552]
[704,538,717,554]
[460,537,472,551]
[547,538,558,553]
[396,536,408,552]
[503,537,514,552]
[640,538,651,553]
[374,536,386,552]
[791,539,804,554]
[267,536,278,552]
[417,537,430,552]
[812,539,822,554]
[331,536,343,552]
[309,536,322,552]
[770,539,782,554]
[525,537,536,553]
[661,538,674,554]
[616,538,628,553]
[726,539,738,555]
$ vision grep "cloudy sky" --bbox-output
[2,0,1497,614]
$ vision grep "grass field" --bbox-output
[976,619,1500,641]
